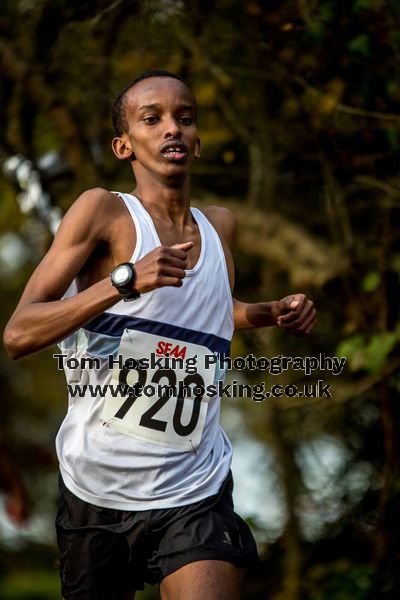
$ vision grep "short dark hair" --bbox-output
[111,69,197,136]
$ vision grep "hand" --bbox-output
[271,293,316,336]
[134,241,193,294]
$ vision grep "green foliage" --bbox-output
[337,331,399,373]
[348,34,371,56]
[361,271,380,292]
[386,126,399,150]
[0,571,60,600]
[308,562,374,600]
[354,0,375,12]
[306,21,326,44]
[364,332,398,373]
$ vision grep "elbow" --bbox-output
[3,324,29,360]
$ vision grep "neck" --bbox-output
[132,168,192,227]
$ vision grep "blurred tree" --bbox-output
[1,0,400,598]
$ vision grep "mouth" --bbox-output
[160,141,188,162]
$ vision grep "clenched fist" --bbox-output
[271,294,316,336]
[134,241,193,294]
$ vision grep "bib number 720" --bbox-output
[115,365,205,438]
[101,329,216,451]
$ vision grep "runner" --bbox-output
[3,70,316,600]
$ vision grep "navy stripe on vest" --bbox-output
[83,313,231,355]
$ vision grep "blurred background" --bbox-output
[1,0,400,598]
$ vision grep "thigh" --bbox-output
[159,560,242,600]
[56,477,142,600]
[58,527,132,600]
[147,471,258,585]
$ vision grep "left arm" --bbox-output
[233,294,316,334]
[202,205,316,335]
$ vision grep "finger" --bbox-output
[170,241,194,252]
[303,311,317,334]
[167,246,192,260]
[278,310,303,325]
[276,296,306,319]
[157,276,186,288]
[160,255,188,269]
[171,241,193,248]
[280,306,314,330]
[159,266,186,280]
[278,300,313,325]
[290,313,317,337]
[284,308,317,335]
[288,294,307,312]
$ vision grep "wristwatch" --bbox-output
[110,262,140,301]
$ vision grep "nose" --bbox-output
[164,116,181,139]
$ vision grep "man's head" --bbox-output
[111,70,201,185]
[111,69,198,137]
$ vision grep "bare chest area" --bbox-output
[77,211,203,291]
[152,218,202,271]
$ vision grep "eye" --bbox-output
[143,116,159,125]
[179,116,193,125]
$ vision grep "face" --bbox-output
[112,77,201,183]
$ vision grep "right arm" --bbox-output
[3,188,191,359]
[3,188,123,358]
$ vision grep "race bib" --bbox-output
[101,329,217,451]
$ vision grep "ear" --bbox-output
[112,136,136,161]
[194,137,201,159]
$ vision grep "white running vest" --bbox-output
[56,193,234,510]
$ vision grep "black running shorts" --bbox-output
[55,471,259,600]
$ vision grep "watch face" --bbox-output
[114,265,131,285]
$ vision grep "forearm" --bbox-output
[4,277,121,359]
[233,299,277,331]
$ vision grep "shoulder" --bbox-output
[199,205,236,247]
[67,187,121,216]
[59,188,127,242]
